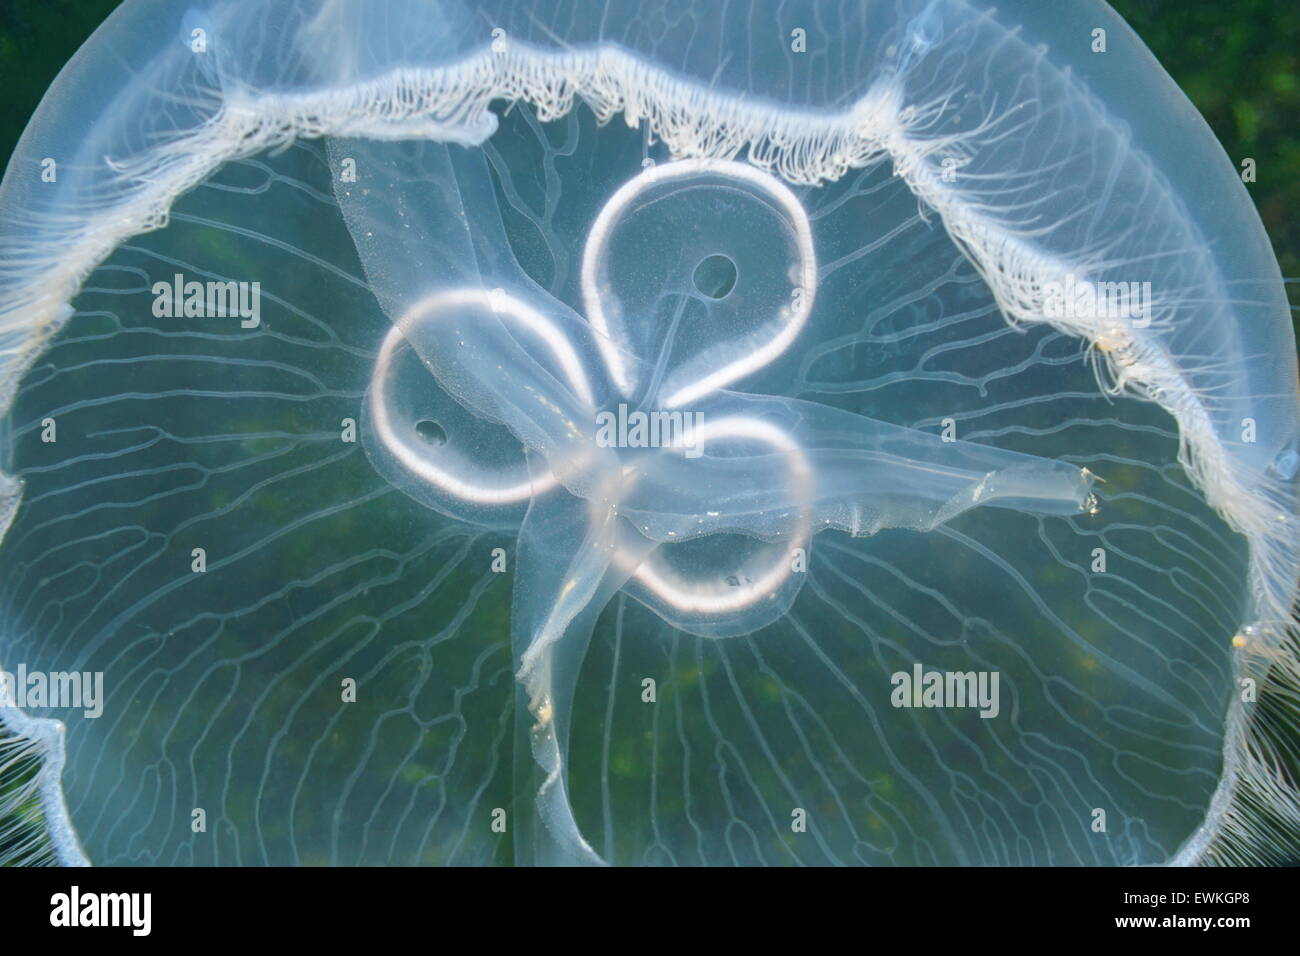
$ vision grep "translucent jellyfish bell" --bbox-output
[0,0,1296,867]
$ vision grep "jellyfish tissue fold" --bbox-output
[0,0,1297,867]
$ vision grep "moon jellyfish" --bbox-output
[0,0,1296,867]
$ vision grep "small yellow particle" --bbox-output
[1232,634,1247,649]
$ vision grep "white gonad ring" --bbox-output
[369,287,597,506]
[610,415,813,624]
[581,158,818,408]
[368,159,817,630]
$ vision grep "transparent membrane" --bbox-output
[0,0,1295,866]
